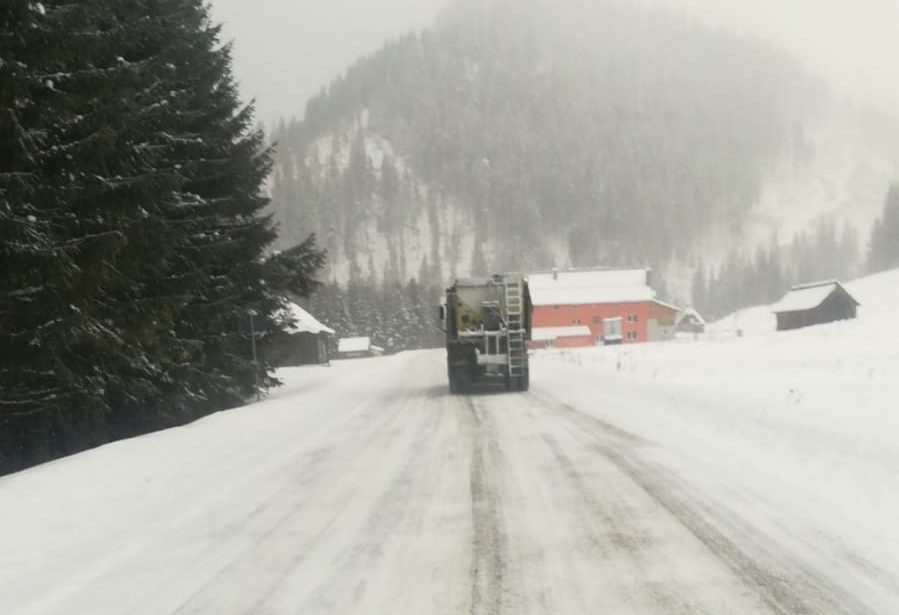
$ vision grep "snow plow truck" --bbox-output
[439,274,532,393]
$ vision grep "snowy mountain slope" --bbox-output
[694,107,898,275]
[283,105,899,303]
[269,0,899,294]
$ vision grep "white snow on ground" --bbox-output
[2,269,899,614]
[537,267,899,601]
[709,266,898,338]
[0,357,473,615]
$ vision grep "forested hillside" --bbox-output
[269,0,829,281]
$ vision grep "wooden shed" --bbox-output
[276,302,335,366]
[771,281,860,332]
[676,308,706,335]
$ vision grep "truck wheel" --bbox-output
[449,369,468,395]
[519,370,530,392]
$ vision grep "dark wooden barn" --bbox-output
[275,302,335,366]
[771,281,860,332]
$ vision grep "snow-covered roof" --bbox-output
[771,281,859,314]
[532,326,592,342]
[677,307,706,325]
[528,268,654,307]
[278,302,334,336]
[652,299,681,313]
[338,337,372,353]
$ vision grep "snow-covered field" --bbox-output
[2,270,899,614]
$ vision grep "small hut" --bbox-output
[676,308,706,335]
[771,281,860,332]
[277,302,335,365]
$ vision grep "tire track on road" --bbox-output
[536,427,707,615]
[280,387,446,614]
[167,383,424,615]
[533,389,880,615]
[463,397,508,615]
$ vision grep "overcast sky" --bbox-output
[642,0,899,119]
[208,0,446,125]
[207,0,899,125]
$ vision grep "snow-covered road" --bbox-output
[2,349,899,614]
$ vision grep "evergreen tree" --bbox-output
[0,1,71,464]
[690,262,707,313]
[1,1,192,463]
[0,0,324,474]
[868,185,899,274]
[150,0,325,414]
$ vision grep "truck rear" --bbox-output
[439,274,532,393]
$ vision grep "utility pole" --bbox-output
[248,309,260,402]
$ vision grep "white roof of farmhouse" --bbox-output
[528,268,654,307]
[279,302,335,336]
[771,281,859,314]
[338,337,372,353]
[532,326,592,342]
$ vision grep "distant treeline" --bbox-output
[303,274,445,355]
[694,185,899,319]
[0,1,322,474]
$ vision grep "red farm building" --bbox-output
[528,268,679,348]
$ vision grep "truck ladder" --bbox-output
[504,278,526,378]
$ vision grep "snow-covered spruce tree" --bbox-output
[0,1,195,469]
[0,1,69,467]
[690,262,707,314]
[140,0,324,417]
[868,185,899,274]
[0,1,324,473]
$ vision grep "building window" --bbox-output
[626,331,637,341]
[592,316,601,324]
